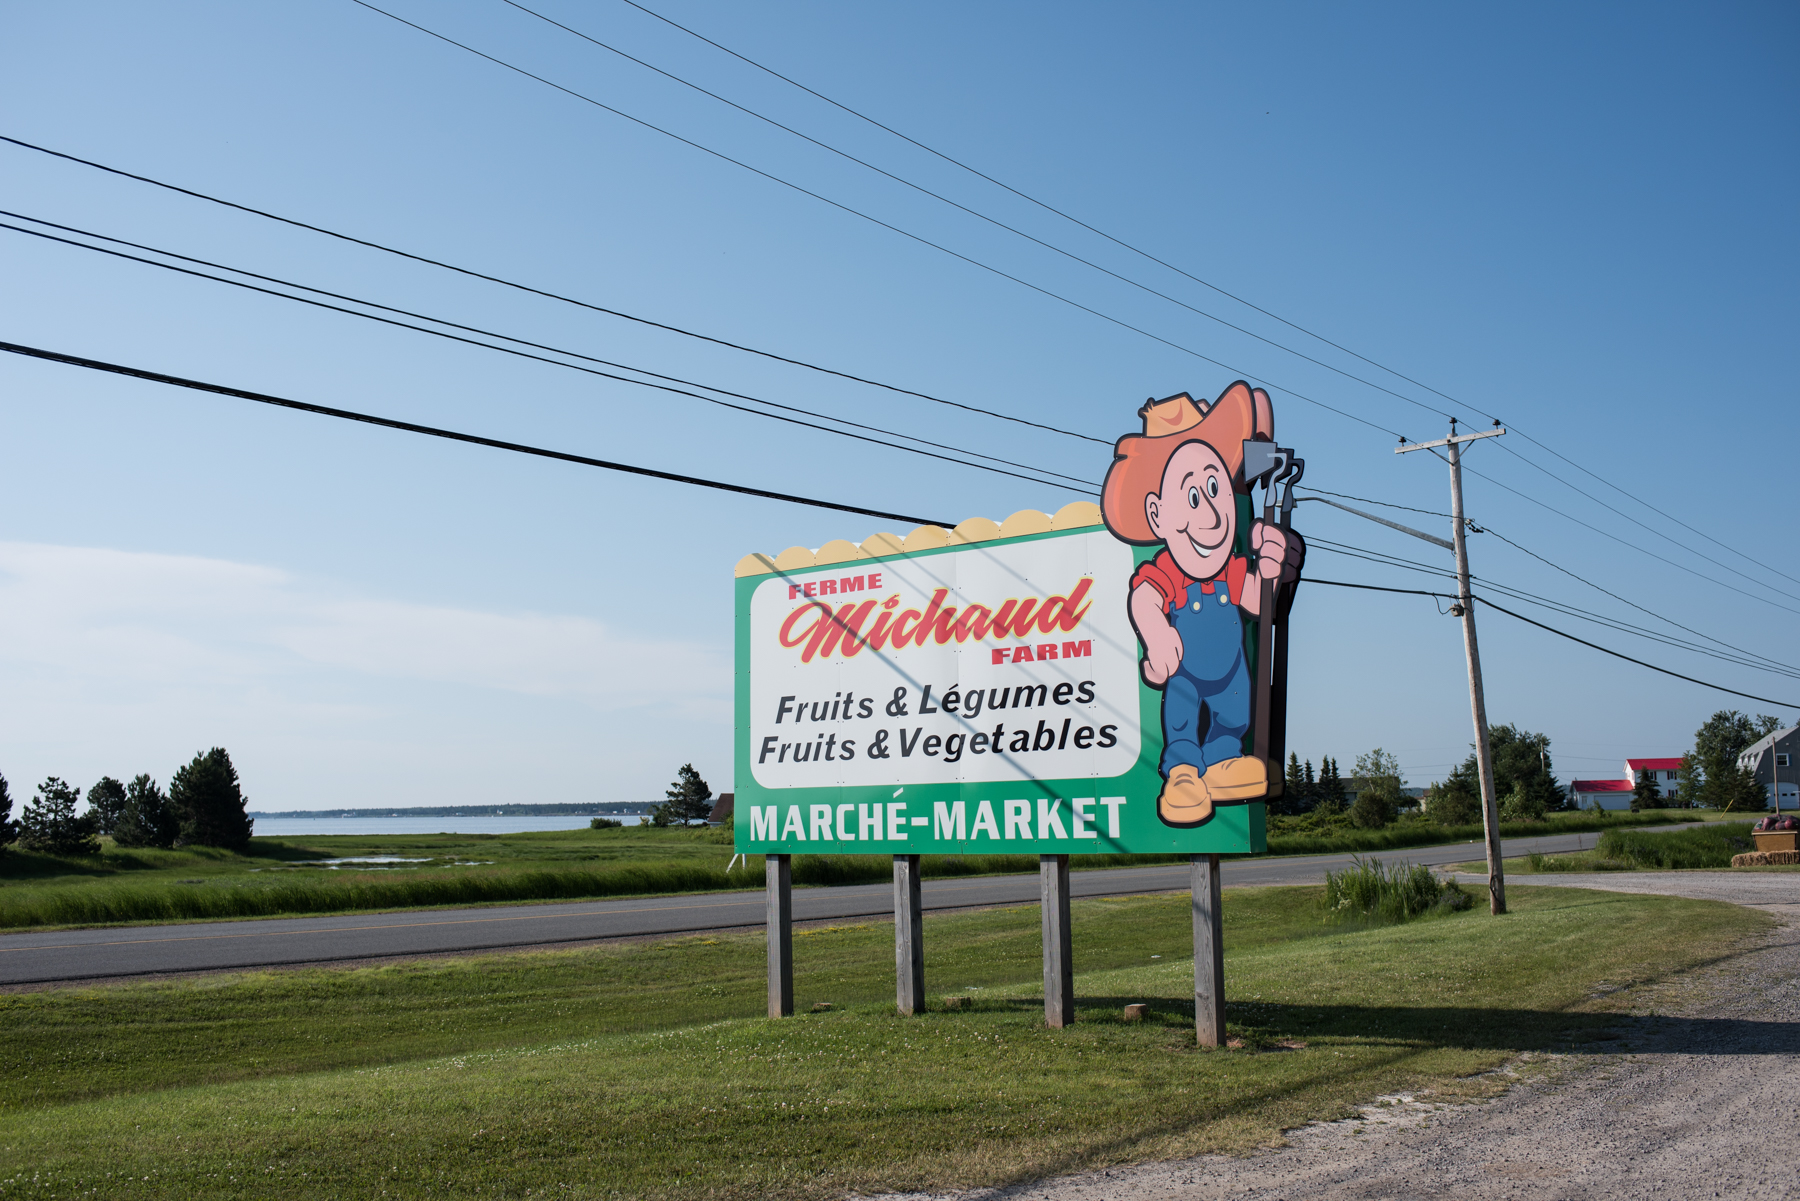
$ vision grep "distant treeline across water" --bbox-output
[248,803,654,818]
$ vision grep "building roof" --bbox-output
[1625,758,1684,772]
[1738,726,1800,757]
[1572,779,1632,792]
[708,792,735,823]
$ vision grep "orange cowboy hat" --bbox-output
[1100,381,1274,545]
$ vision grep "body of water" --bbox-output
[249,815,647,837]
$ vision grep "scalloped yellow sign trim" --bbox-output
[733,501,1102,577]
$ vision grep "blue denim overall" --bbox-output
[1160,583,1252,777]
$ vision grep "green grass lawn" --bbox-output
[0,809,1717,931]
[0,884,1767,1199]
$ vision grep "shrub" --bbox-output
[1499,782,1546,823]
[589,817,624,830]
[18,777,101,856]
[1350,787,1396,829]
[1428,785,1482,827]
[1322,856,1471,924]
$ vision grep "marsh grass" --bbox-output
[0,886,1765,1200]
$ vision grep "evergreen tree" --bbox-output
[168,748,254,850]
[19,777,101,856]
[0,772,16,856]
[1315,757,1346,815]
[1303,759,1317,809]
[86,776,128,835]
[1280,753,1305,816]
[1630,768,1662,812]
[113,774,179,849]
[1672,753,1704,809]
[654,764,714,827]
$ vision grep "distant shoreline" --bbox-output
[248,804,654,818]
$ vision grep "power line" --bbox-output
[1457,457,1800,618]
[1507,428,1800,593]
[1473,522,1798,676]
[0,133,1110,447]
[0,340,952,528]
[1493,439,1800,607]
[1304,476,1799,672]
[499,0,1460,427]
[1306,578,1800,709]
[7,333,1789,709]
[614,0,1800,595]
[344,0,1404,440]
[1,215,1096,495]
[612,0,1489,425]
[1305,536,1800,679]
[1473,594,1800,711]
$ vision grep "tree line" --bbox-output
[1636,710,1787,812]
[0,747,253,858]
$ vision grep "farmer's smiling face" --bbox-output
[1146,440,1235,581]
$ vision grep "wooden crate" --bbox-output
[1753,830,1799,853]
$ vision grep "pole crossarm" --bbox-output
[1396,427,1506,454]
[1295,496,1454,550]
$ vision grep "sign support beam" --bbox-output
[894,854,925,1015]
[1192,853,1225,1046]
[766,853,793,1018]
[1040,854,1074,1028]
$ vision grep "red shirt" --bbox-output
[1130,548,1249,613]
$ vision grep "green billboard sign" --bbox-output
[734,382,1306,859]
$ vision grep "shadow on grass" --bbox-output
[932,994,1800,1056]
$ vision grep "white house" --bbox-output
[1571,779,1633,811]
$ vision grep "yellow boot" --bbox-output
[1158,763,1214,828]
[1200,756,1270,802]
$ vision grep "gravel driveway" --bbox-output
[881,871,1800,1201]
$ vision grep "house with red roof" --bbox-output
[1625,758,1684,794]
[1571,778,1634,811]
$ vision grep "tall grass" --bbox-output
[1321,856,1471,925]
[1595,822,1754,870]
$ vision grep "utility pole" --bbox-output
[1398,421,1507,915]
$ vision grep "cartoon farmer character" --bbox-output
[1100,383,1304,828]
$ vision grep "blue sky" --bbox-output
[2,0,1795,808]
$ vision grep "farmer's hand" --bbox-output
[1130,581,1182,686]
[1252,521,1302,584]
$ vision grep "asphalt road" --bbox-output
[0,826,1645,986]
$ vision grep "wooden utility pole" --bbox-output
[1398,422,1507,914]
